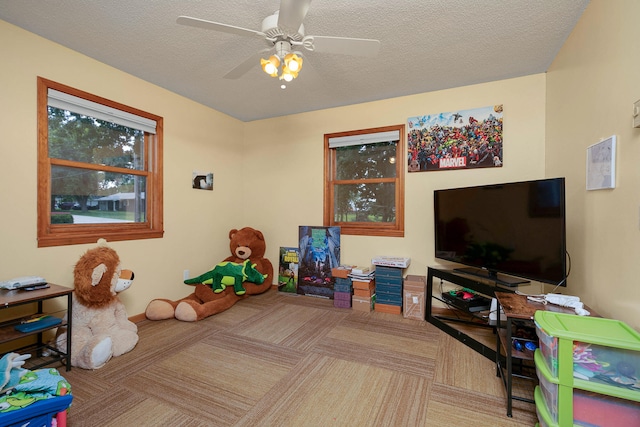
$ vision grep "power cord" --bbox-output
[514,250,572,298]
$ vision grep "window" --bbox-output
[324,124,405,237]
[37,77,163,247]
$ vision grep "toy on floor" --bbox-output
[55,239,138,370]
[145,227,274,322]
[184,259,266,295]
[0,353,72,427]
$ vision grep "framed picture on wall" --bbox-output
[586,136,616,191]
[192,171,213,190]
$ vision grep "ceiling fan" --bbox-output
[176,0,380,82]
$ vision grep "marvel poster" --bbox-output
[297,226,340,299]
[407,105,503,172]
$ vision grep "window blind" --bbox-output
[328,130,400,148]
[48,89,157,134]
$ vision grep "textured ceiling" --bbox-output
[0,0,589,122]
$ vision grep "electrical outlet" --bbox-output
[183,269,190,280]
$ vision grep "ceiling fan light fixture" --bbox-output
[177,4,381,83]
[261,55,280,77]
[284,52,303,73]
[280,70,294,82]
[279,64,299,82]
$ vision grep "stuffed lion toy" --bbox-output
[55,239,138,370]
[145,227,274,322]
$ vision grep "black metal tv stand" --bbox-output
[426,267,520,361]
[453,267,530,287]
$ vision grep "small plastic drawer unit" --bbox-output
[533,311,640,427]
[374,266,403,307]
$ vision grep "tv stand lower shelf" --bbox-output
[426,267,517,363]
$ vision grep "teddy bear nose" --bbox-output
[235,246,251,259]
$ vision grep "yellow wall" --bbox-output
[8,5,634,329]
[545,0,640,329]
[0,20,246,315]
[243,76,547,284]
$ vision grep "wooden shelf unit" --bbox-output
[0,283,73,371]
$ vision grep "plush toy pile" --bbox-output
[55,239,138,370]
[0,353,71,413]
[145,227,274,322]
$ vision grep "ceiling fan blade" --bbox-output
[177,16,265,38]
[223,48,273,80]
[277,0,312,33]
[309,36,381,57]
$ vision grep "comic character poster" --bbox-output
[407,105,503,172]
[278,247,300,294]
[297,226,341,299]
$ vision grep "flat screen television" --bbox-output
[434,177,567,287]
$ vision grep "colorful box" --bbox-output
[334,277,352,286]
[334,290,352,308]
[334,284,351,293]
[331,267,352,279]
[333,298,351,308]
[375,292,402,306]
[333,291,352,301]
[333,278,352,293]
[353,287,375,298]
[352,295,375,312]
[374,303,401,315]
[352,279,375,290]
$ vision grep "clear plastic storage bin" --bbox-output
[536,348,640,426]
[533,311,640,427]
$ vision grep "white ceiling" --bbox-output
[0,0,589,122]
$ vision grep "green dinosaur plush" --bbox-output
[184,259,267,295]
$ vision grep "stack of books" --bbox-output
[351,271,375,312]
[349,266,374,281]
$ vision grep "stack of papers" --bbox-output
[349,270,375,281]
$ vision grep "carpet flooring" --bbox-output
[60,289,538,426]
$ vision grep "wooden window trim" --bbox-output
[323,124,405,237]
[37,77,164,247]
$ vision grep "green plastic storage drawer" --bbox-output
[533,311,640,427]
[534,311,640,395]
[535,349,640,426]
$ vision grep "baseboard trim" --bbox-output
[129,312,147,324]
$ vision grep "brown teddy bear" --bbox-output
[55,239,138,370]
[145,227,274,322]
